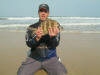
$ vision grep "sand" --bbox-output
[0,31,100,75]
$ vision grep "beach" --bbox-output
[0,31,100,75]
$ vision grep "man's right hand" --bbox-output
[35,27,43,41]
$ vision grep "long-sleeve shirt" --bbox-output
[25,18,60,61]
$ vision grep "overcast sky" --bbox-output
[0,0,100,17]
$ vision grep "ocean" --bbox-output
[0,16,100,33]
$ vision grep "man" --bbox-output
[17,4,67,75]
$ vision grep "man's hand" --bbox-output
[35,27,43,41]
[48,26,59,38]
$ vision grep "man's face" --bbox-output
[39,8,49,21]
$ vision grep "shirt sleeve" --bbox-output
[25,27,39,48]
[47,32,60,48]
[47,21,61,48]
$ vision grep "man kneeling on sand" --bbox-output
[17,4,67,75]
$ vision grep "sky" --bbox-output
[0,0,100,17]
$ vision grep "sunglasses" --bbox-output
[39,8,48,13]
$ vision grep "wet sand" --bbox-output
[0,31,100,75]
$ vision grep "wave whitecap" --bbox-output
[0,17,100,33]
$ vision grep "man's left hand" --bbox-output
[48,26,59,38]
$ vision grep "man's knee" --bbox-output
[17,66,35,75]
[17,57,41,75]
[54,67,67,75]
[17,66,25,75]
[46,63,67,75]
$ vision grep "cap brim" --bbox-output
[39,8,47,11]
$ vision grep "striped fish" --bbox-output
[40,19,59,35]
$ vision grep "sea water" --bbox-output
[0,16,100,33]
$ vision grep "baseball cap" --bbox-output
[39,4,49,12]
